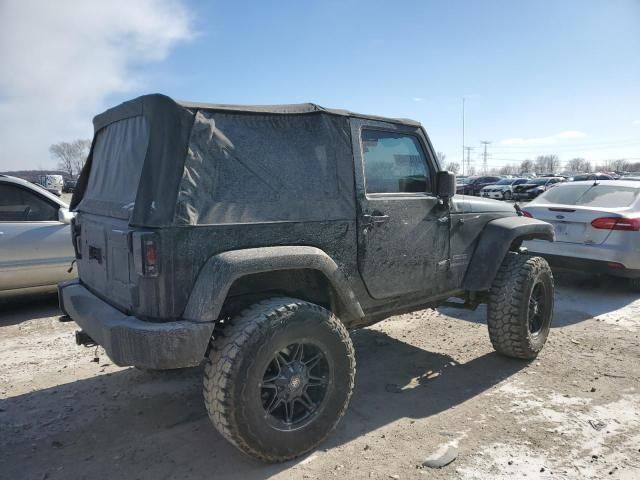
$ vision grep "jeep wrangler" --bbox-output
[59,94,555,462]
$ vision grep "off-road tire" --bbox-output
[487,253,554,359]
[203,297,355,462]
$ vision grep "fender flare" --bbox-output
[182,246,365,323]
[463,216,555,291]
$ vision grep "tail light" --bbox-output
[591,217,640,231]
[522,210,533,218]
[132,232,160,277]
[143,236,159,276]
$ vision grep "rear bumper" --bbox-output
[525,238,640,270]
[58,280,214,369]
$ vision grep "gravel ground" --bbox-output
[1,272,639,480]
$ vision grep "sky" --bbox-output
[1,0,639,172]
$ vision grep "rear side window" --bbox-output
[0,184,58,221]
[79,115,150,215]
[535,185,640,207]
[361,130,430,194]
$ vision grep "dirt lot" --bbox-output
[1,272,639,480]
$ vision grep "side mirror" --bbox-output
[436,171,456,200]
[58,207,75,224]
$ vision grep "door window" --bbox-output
[361,130,431,194]
[0,184,58,221]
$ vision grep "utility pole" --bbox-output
[464,146,474,174]
[481,141,491,175]
[461,97,465,175]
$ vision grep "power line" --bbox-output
[492,140,640,151]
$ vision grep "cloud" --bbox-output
[0,0,191,171]
[499,130,587,146]
[412,97,424,102]
[632,120,640,125]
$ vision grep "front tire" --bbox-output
[203,297,355,462]
[487,253,554,359]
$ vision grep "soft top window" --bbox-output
[77,116,150,218]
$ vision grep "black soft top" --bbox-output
[78,94,422,226]
[92,95,420,132]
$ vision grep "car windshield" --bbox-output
[572,174,610,181]
[457,177,477,185]
[533,184,640,207]
[529,178,550,185]
[495,179,514,185]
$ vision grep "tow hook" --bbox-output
[75,330,96,347]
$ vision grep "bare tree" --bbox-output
[566,157,591,173]
[594,159,613,172]
[520,159,534,175]
[436,151,447,165]
[445,161,460,174]
[499,164,518,176]
[611,158,631,173]
[534,155,560,174]
[49,139,91,177]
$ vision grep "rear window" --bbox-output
[534,184,640,207]
[79,116,150,216]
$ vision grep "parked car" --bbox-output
[523,180,640,291]
[0,175,75,296]
[59,94,554,462]
[37,174,64,196]
[63,179,77,193]
[456,175,502,196]
[480,177,530,200]
[569,173,614,181]
[513,176,566,201]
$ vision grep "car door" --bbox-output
[352,119,450,300]
[0,182,74,291]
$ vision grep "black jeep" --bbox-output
[59,94,555,462]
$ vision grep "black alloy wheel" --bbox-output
[260,342,330,431]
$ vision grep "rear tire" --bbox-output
[203,297,355,462]
[487,253,554,359]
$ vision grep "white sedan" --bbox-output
[523,180,640,291]
[480,177,530,200]
[0,175,76,297]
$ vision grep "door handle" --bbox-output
[363,214,390,225]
